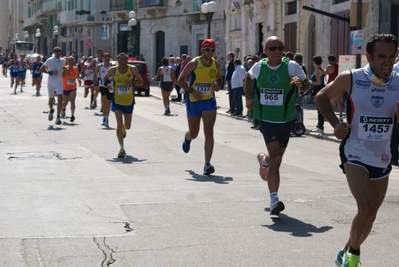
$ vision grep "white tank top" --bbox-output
[84,62,94,80]
[344,66,399,168]
[98,63,112,87]
[161,66,172,82]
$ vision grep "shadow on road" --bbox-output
[185,170,233,184]
[107,155,147,164]
[262,212,333,237]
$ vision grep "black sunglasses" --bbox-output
[204,48,215,52]
[54,50,61,52]
[267,46,285,51]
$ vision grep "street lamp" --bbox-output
[128,11,137,56]
[201,1,217,39]
[35,28,41,54]
[53,25,59,48]
[24,31,29,41]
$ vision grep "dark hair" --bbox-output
[312,55,322,65]
[328,54,336,61]
[285,51,294,60]
[260,52,267,59]
[294,53,303,63]
[234,59,242,65]
[161,57,169,66]
[366,34,398,55]
[228,52,235,58]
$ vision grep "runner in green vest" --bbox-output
[244,36,310,216]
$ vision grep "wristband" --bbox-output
[188,88,194,94]
[48,71,53,76]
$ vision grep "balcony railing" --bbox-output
[77,12,113,25]
[42,0,62,14]
[138,0,168,8]
[60,10,78,25]
[110,0,135,12]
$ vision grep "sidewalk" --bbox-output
[149,83,340,143]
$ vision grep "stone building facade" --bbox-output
[1,0,398,77]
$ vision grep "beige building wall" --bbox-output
[0,0,10,53]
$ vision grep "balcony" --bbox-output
[139,0,168,16]
[110,0,135,19]
[23,15,41,31]
[42,0,62,14]
[77,11,113,26]
[60,10,78,26]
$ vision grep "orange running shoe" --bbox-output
[257,153,269,181]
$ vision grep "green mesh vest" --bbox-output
[254,57,296,122]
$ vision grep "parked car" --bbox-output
[128,60,150,96]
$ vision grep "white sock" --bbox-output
[270,192,279,205]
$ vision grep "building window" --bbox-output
[286,1,297,15]
[333,0,349,4]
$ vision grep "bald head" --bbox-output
[264,36,283,49]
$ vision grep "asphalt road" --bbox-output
[0,74,398,266]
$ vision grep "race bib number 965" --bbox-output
[359,115,393,141]
[260,88,283,106]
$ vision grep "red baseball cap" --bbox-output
[202,39,216,48]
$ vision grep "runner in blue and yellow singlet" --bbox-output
[103,52,143,159]
[177,39,222,175]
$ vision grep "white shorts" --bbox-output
[47,80,63,98]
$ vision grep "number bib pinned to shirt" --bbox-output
[260,88,284,106]
[117,84,131,95]
[195,83,211,95]
[358,115,393,141]
[67,79,75,85]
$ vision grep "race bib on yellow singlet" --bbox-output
[117,84,131,95]
[358,115,393,141]
[260,88,283,106]
[195,83,211,95]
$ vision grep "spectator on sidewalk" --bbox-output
[309,56,326,133]
[225,51,235,114]
[325,54,343,121]
[231,59,247,118]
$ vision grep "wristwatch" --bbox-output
[188,88,194,93]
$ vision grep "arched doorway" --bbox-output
[155,31,165,74]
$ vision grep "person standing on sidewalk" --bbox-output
[40,47,66,125]
[231,59,247,117]
[177,39,222,175]
[244,36,309,216]
[102,53,143,159]
[225,51,235,114]
[325,54,343,121]
[316,33,399,267]
[309,56,326,133]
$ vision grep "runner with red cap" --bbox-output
[177,39,222,175]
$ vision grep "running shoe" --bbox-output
[311,127,323,133]
[36,92,40,96]
[122,129,126,138]
[61,108,66,118]
[335,250,343,266]
[203,163,215,175]
[118,148,126,158]
[182,136,191,153]
[20,88,23,93]
[55,116,61,125]
[257,153,269,181]
[13,90,17,95]
[70,115,75,122]
[270,201,285,216]
[341,251,361,267]
[102,117,109,127]
[48,109,55,121]
[164,107,171,115]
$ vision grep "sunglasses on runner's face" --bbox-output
[267,46,285,51]
[204,48,215,52]
[54,50,61,52]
